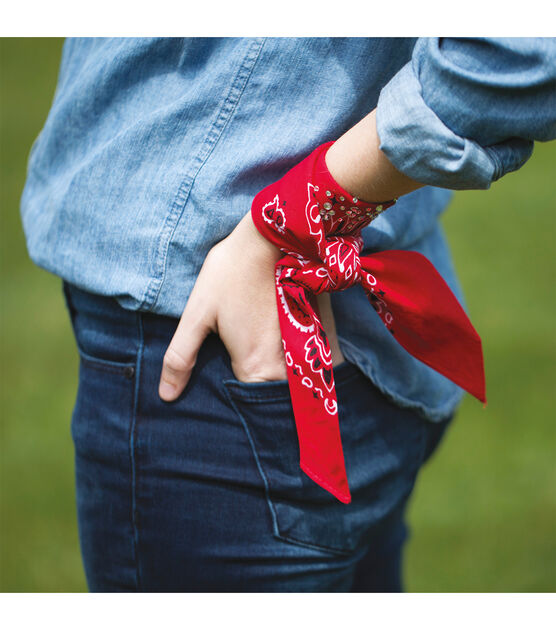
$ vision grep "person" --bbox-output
[20,37,556,592]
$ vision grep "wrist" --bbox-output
[325,109,423,202]
[237,211,282,265]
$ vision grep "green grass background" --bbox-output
[1,38,555,592]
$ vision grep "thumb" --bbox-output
[158,293,214,401]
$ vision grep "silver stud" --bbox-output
[314,186,319,191]
[352,197,358,203]
[339,196,345,201]
[323,202,332,210]
[326,190,332,197]
[376,204,383,212]
[340,205,345,210]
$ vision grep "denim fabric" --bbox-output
[62,280,452,592]
[20,38,555,422]
[377,38,556,188]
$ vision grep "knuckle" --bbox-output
[204,241,226,267]
[238,350,265,376]
[163,347,193,375]
[235,352,286,383]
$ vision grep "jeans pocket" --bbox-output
[70,338,139,591]
[62,280,139,376]
[223,361,427,556]
[223,359,357,400]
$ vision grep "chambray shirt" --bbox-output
[20,38,556,422]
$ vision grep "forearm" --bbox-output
[324,108,424,203]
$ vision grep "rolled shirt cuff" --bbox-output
[376,61,497,190]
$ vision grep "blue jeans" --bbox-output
[62,280,453,592]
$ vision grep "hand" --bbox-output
[158,211,345,401]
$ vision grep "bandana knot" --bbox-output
[251,140,486,504]
[300,235,364,294]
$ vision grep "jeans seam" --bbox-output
[222,365,362,403]
[274,532,353,557]
[222,381,282,540]
[223,380,359,558]
[129,311,145,591]
[78,354,135,374]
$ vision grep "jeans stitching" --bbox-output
[78,353,135,374]
[222,382,282,541]
[223,364,362,403]
[129,312,145,591]
[63,281,137,372]
[223,380,359,557]
[273,531,352,557]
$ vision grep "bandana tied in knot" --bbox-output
[251,140,486,504]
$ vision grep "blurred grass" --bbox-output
[0,38,555,592]
[1,37,85,592]
[406,136,556,591]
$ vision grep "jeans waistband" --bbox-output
[60,279,363,387]
[62,280,147,366]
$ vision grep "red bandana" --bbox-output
[251,141,486,504]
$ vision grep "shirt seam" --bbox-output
[138,37,266,312]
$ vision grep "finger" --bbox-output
[158,297,213,401]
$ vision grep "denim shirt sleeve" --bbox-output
[376,38,556,189]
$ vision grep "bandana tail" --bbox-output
[277,280,352,504]
[362,250,486,404]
